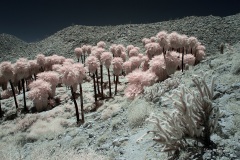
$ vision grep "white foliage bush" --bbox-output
[139,74,220,156]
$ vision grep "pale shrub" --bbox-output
[101,104,121,120]
[127,98,152,128]
[27,117,68,140]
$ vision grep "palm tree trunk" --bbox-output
[100,65,104,99]
[9,80,18,109]
[79,84,84,123]
[22,79,29,113]
[71,86,80,124]
[108,68,112,97]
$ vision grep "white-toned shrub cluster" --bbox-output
[138,75,220,158]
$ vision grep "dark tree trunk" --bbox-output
[22,79,29,113]
[81,55,84,64]
[34,74,37,80]
[79,84,84,123]
[182,47,184,72]
[95,70,100,95]
[93,74,97,103]
[18,81,21,94]
[108,68,112,97]
[115,75,118,95]
[0,94,2,118]
[9,80,18,109]
[100,65,104,99]
[71,86,80,124]
[83,53,86,64]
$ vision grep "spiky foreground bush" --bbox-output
[140,74,220,158]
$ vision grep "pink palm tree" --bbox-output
[36,54,46,72]
[101,52,113,97]
[91,47,105,96]
[112,57,123,95]
[28,79,51,112]
[36,71,60,98]
[125,69,156,99]
[97,41,106,49]
[129,56,141,71]
[61,64,84,125]
[149,55,168,82]
[73,63,86,123]
[0,61,15,116]
[128,47,140,57]
[14,58,30,112]
[123,61,132,75]
[74,47,83,63]
[145,42,162,59]
[85,55,100,110]
[165,51,181,75]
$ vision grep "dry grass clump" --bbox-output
[101,104,121,120]
[226,102,240,134]
[14,114,40,132]
[0,140,108,160]
[27,117,69,140]
[0,122,15,139]
[0,141,23,160]
[29,142,108,160]
[128,98,152,128]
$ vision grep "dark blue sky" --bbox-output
[0,0,239,42]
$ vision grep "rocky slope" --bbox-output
[0,13,240,160]
[0,13,240,62]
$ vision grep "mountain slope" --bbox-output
[0,13,239,62]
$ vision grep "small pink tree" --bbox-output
[28,60,40,80]
[73,63,86,123]
[0,61,15,116]
[141,56,150,71]
[97,41,106,49]
[129,56,142,71]
[142,38,151,46]
[168,31,181,51]
[187,36,199,55]
[156,31,169,54]
[36,54,46,71]
[115,44,125,57]
[36,71,60,98]
[14,58,30,112]
[28,79,51,112]
[145,42,162,59]
[111,57,123,95]
[74,47,83,63]
[91,47,105,96]
[129,47,140,57]
[85,55,100,109]
[125,69,156,99]
[123,61,132,75]
[126,45,134,56]
[195,44,206,63]
[82,45,92,63]
[109,44,117,57]
[149,55,168,82]
[165,51,181,75]
[61,65,83,124]
[150,36,157,42]
[184,54,196,66]
[101,52,113,97]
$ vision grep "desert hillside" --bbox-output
[0,13,240,160]
[0,13,240,62]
